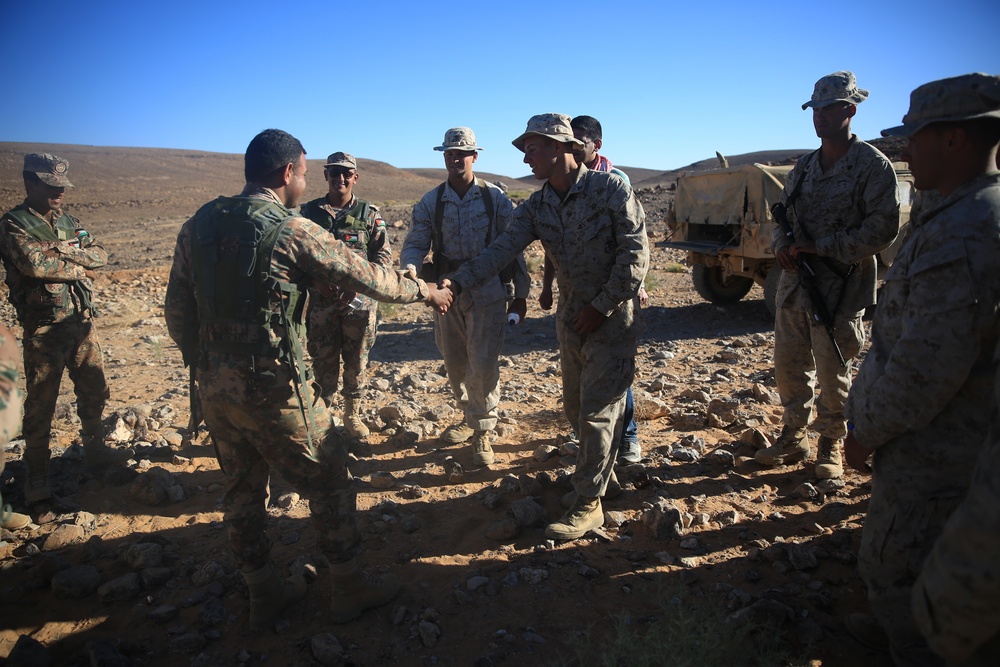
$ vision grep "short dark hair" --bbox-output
[571,116,603,142]
[244,129,306,184]
[932,118,1000,155]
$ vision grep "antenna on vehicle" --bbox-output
[715,152,729,169]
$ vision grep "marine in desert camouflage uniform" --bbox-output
[400,127,529,467]
[0,153,132,506]
[299,152,392,438]
[756,71,900,479]
[447,113,648,540]
[843,73,1000,666]
[164,129,451,630]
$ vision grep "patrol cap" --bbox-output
[801,71,869,110]
[512,113,585,152]
[881,73,1000,137]
[434,127,483,152]
[324,152,357,170]
[23,153,74,188]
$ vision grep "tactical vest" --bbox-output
[1,208,93,322]
[299,198,376,255]
[190,196,304,359]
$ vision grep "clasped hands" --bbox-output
[775,240,817,272]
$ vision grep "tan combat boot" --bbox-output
[815,436,844,479]
[440,422,474,444]
[243,561,307,632]
[545,496,604,540]
[755,426,810,467]
[470,430,495,466]
[1,506,32,530]
[343,398,370,439]
[329,558,400,623]
[81,419,134,472]
[23,442,52,504]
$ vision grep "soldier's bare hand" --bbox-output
[574,304,606,334]
[426,285,452,314]
[539,285,553,310]
[638,287,649,308]
[775,246,798,272]
[83,269,97,281]
[844,432,872,474]
[507,298,527,323]
[790,240,817,257]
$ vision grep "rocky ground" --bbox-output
[0,160,893,666]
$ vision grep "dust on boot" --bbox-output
[329,557,400,623]
[243,561,308,632]
[755,425,810,466]
[546,496,604,540]
[815,436,844,479]
[343,397,370,439]
[81,418,134,472]
[470,430,495,466]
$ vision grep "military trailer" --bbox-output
[663,161,913,314]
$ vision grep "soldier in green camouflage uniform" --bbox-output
[164,130,450,630]
[0,322,30,529]
[756,72,900,480]
[299,152,391,438]
[0,153,132,505]
[844,73,1000,666]
[448,114,648,540]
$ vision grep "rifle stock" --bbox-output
[771,203,847,367]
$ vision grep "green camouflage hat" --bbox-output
[801,71,869,110]
[882,73,1000,137]
[434,127,483,152]
[23,153,74,188]
[324,152,357,170]
[512,113,584,152]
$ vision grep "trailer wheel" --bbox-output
[691,265,754,304]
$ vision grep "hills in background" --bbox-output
[0,139,905,226]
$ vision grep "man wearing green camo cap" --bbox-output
[0,153,133,508]
[843,72,1000,666]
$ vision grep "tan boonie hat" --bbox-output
[324,152,357,170]
[24,153,74,188]
[512,113,585,152]
[434,127,483,152]
[801,71,869,110]
[882,73,1000,137]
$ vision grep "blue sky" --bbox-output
[2,0,998,179]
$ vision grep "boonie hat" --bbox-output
[512,113,584,152]
[324,152,357,170]
[434,127,483,152]
[801,71,869,110]
[24,153,74,188]
[881,73,1000,137]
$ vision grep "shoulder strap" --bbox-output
[478,178,498,245]
[785,149,819,210]
[432,183,446,256]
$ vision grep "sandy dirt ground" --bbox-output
[0,152,893,666]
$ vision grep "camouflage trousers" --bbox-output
[433,292,506,432]
[200,380,360,571]
[859,454,963,667]
[307,300,378,404]
[22,320,109,453]
[557,319,633,499]
[774,299,864,438]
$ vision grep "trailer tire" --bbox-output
[691,265,754,304]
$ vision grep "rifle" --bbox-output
[180,303,205,439]
[771,201,847,367]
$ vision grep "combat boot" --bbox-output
[440,422,474,444]
[23,442,52,504]
[329,557,400,623]
[755,426,810,467]
[343,397,370,439]
[1,506,32,530]
[815,436,844,479]
[243,561,307,633]
[81,418,134,472]
[561,471,622,509]
[470,430,495,466]
[545,496,604,540]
